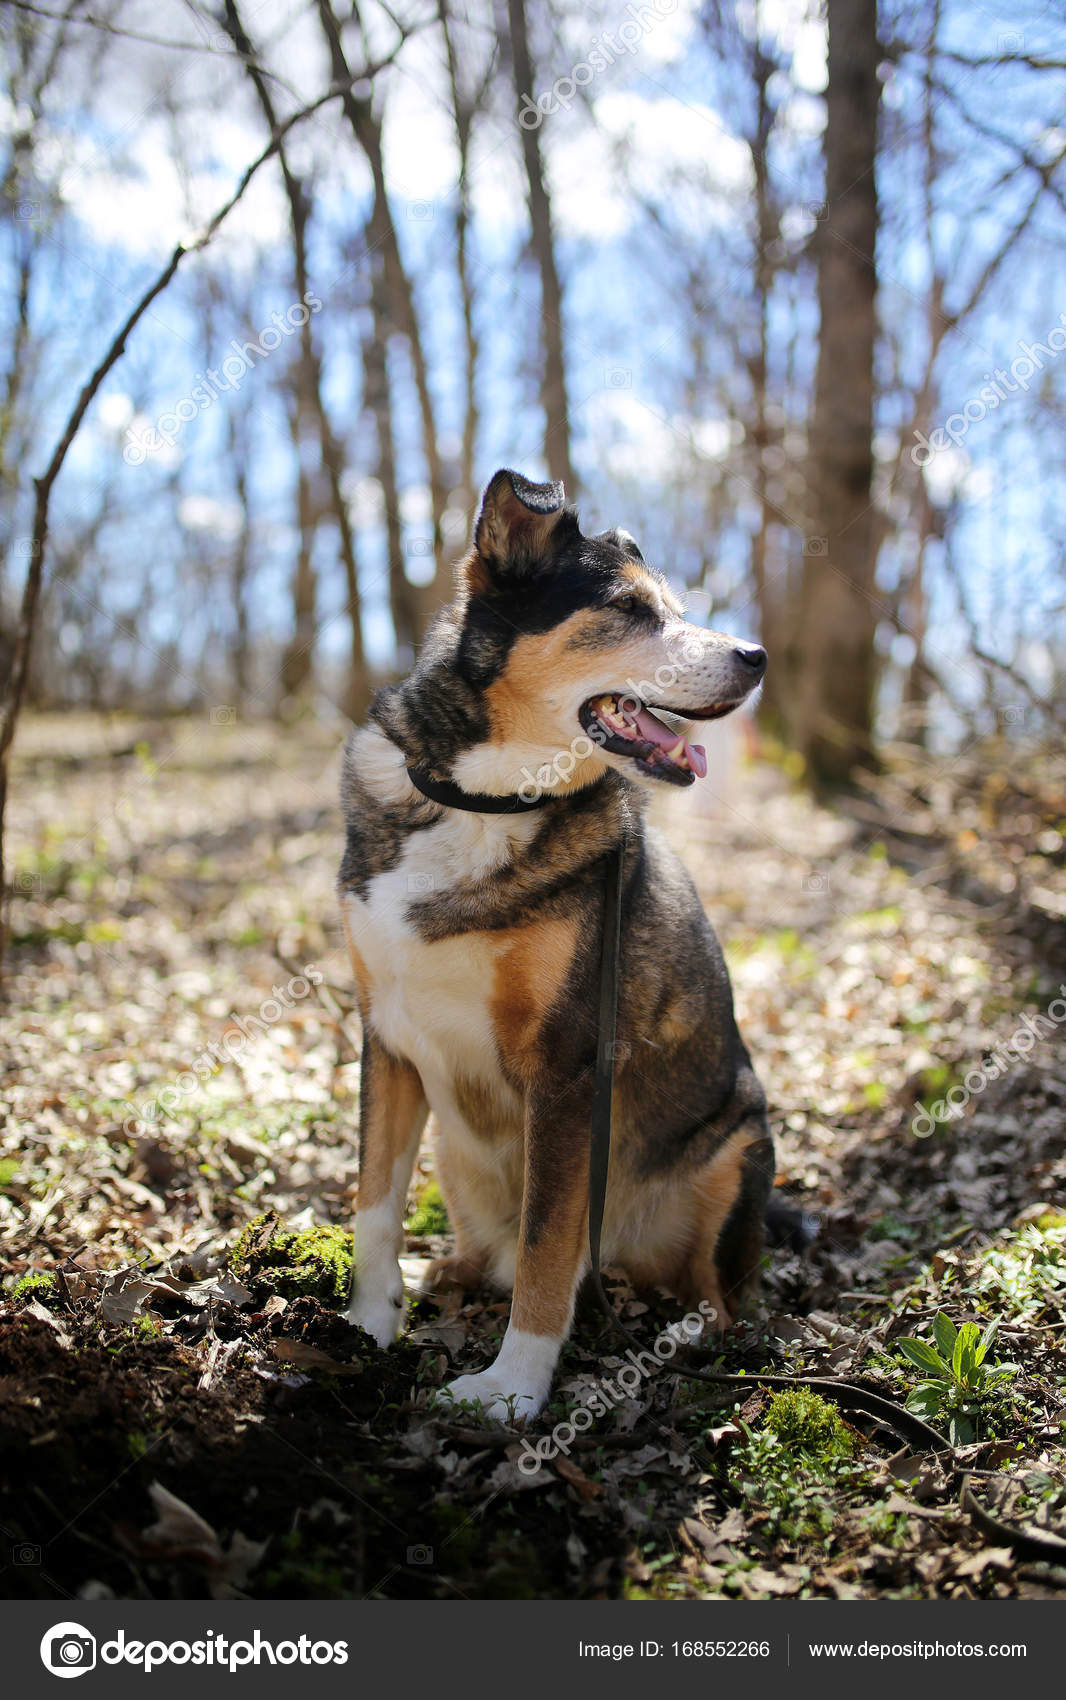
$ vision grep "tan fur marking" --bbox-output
[458,548,492,598]
[677,1124,762,1322]
[435,1120,523,1269]
[656,993,697,1048]
[342,908,372,1018]
[453,1072,520,1143]
[510,1175,588,1337]
[356,1046,426,1211]
[483,621,596,750]
[618,562,670,606]
[489,916,580,1077]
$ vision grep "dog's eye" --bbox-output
[612,594,645,615]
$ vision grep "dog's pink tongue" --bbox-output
[630,708,707,778]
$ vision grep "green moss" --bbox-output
[0,1158,21,1189]
[763,1388,856,1462]
[230,1212,352,1302]
[405,1179,449,1237]
[12,1271,57,1304]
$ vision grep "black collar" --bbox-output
[406,765,555,814]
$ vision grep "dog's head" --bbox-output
[436,469,765,798]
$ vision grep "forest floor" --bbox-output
[2,712,1065,1602]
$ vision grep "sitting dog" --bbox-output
[339,469,773,1418]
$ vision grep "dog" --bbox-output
[338,468,774,1419]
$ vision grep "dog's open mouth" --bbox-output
[579,693,729,786]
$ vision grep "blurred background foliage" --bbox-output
[1,0,1065,789]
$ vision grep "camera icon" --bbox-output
[210,705,236,725]
[13,870,39,894]
[997,31,1024,52]
[407,872,435,894]
[604,367,632,390]
[15,201,40,221]
[40,1623,97,1678]
[606,1039,631,1063]
[803,871,830,893]
[406,537,433,557]
[13,1542,41,1564]
[407,201,434,221]
[806,200,828,221]
[14,538,40,557]
[804,536,828,557]
[999,704,1024,726]
[407,1544,434,1565]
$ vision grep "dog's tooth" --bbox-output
[665,739,687,763]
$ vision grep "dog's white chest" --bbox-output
[343,812,534,1091]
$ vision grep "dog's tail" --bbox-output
[764,1193,819,1251]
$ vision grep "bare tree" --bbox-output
[439,0,495,534]
[788,0,881,787]
[361,250,421,659]
[221,0,371,719]
[317,0,450,621]
[503,0,575,491]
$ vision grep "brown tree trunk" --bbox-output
[748,33,783,727]
[438,0,491,539]
[506,0,575,492]
[229,456,251,709]
[222,0,371,718]
[280,415,318,705]
[789,0,880,789]
[317,0,449,625]
[363,255,420,659]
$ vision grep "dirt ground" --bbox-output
[1,712,1064,1601]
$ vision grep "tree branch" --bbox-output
[0,68,395,975]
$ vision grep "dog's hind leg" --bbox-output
[346,1032,429,1346]
[420,1150,492,1292]
[422,1114,522,1295]
[680,1118,775,1328]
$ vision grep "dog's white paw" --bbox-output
[345,1286,404,1348]
[436,1367,549,1423]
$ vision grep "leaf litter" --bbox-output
[0,717,1063,1599]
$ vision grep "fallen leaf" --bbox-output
[271,1338,362,1375]
[554,1456,604,1499]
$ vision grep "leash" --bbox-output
[587,832,953,1456]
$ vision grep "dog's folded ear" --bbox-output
[599,526,644,563]
[467,469,573,591]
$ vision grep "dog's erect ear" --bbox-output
[599,526,644,562]
[468,469,571,590]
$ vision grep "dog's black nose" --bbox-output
[734,642,767,677]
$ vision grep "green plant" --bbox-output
[975,1223,1066,1322]
[896,1312,1017,1443]
[762,1387,857,1461]
[12,1271,57,1304]
[405,1179,449,1237]
[230,1213,352,1302]
[732,1390,862,1543]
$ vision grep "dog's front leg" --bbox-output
[346,1031,428,1347]
[441,1090,589,1420]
